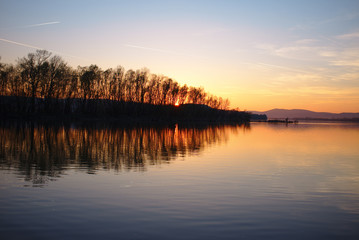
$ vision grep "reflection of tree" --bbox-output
[0,121,248,185]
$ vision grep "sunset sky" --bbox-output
[1,0,358,113]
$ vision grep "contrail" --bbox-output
[0,21,60,31]
[22,21,60,28]
[0,38,43,50]
[123,43,204,60]
[123,44,179,55]
[0,37,92,62]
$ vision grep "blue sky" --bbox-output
[1,0,359,112]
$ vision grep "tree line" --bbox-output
[0,50,231,110]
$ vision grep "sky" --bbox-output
[0,0,359,113]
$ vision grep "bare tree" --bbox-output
[39,55,69,99]
[178,84,188,104]
[17,50,52,111]
[124,69,136,102]
[79,65,100,100]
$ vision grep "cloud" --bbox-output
[328,47,359,67]
[294,39,318,45]
[255,40,325,61]
[331,59,359,67]
[262,69,359,96]
[252,62,311,75]
[251,38,359,88]
[255,36,358,64]
[319,51,337,57]
[336,31,359,40]
[289,13,359,32]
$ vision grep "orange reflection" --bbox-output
[0,122,248,184]
[221,122,359,170]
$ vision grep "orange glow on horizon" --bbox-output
[174,100,180,107]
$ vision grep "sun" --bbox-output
[174,100,180,107]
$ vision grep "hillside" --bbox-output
[251,109,359,120]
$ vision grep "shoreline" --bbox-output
[0,95,251,125]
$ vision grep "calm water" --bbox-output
[1,121,359,240]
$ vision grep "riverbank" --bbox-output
[0,96,250,124]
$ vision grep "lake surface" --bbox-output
[1,121,359,240]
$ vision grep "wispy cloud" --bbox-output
[254,37,359,84]
[328,47,359,67]
[255,41,325,61]
[289,13,359,32]
[252,62,315,75]
[336,31,359,40]
[331,59,359,67]
[0,38,91,62]
[255,36,350,63]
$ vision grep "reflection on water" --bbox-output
[1,121,359,240]
[0,121,247,185]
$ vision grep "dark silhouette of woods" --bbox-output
[0,50,249,123]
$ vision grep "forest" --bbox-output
[0,50,250,123]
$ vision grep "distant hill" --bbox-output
[251,109,359,120]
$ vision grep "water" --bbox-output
[1,121,359,239]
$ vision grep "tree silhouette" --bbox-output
[80,65,101,100]
[0,51,252,122]
[18,50,51,110]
